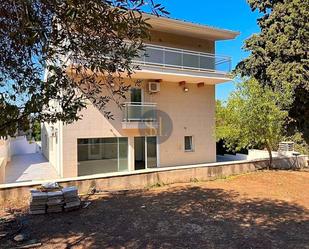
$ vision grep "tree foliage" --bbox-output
[216,79,288,166]
[0,0,168,137]
[31,120,41,141]
[237,0,309,143]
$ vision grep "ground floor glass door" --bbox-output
[134,136,157,170]
[146,137,157,168]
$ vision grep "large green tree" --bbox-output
[216,79,288,167]
[236,0,309,143]
[0,0,167,137]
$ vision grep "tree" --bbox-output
[216,79,288,167]
[0,0,168,137]
[236,0,309,144]
[31,120,41,141]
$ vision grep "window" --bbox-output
[77,137,128,176]
[184,136,194,152]
[130,88,142,103]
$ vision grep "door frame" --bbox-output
[134,136,159,170]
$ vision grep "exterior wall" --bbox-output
[0,138,11,184]
[0,140,10,184]
[60,79,215,178]
[41,121,62,176]
[61,96,137,178]
[0,158,5,184]
[148,82,216,167]
[148,30,215,53]
[41,123,49,160]
[0,139,10,163]
[9,136,39,155]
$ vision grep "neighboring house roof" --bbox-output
[145,14,240,41]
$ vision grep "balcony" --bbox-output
[122,102,158,129]
[70,44,233,84]
[131,44,232,83]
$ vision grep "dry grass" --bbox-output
[1,170,309,249]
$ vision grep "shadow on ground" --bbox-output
[2,186,309,249]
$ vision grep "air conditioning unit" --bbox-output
[148,82,160,93]
[278,142,294,152]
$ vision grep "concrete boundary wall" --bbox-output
[0,139,10,163]
[10,136,40,156]
[0,158,6,184]
[0,155,307,206]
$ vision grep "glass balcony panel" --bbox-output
[183,53,199,69]
[200,56,215,71]
[145,47,164,64]
[73,44,231,73]
[165,51,182,67]
[124,103,157,122]
[134,50,146,62]
[215,57,230,72]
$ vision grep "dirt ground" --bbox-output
[1,170,309,249]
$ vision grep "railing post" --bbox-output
[229,58,231,72]
[181,52,184,69]
[126,103,129,122]
[163,47,165,67]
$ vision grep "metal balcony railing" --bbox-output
[71,43,231,74]
[123,102,157,122]
[133,44,232,73]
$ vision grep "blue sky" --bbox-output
[159,0,261,100]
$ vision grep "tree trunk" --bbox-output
[265,142,273,169]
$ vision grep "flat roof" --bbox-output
[145,14,240,41]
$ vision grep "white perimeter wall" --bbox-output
[0,139,11,162]
[10,136,40,156]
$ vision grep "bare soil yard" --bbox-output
[1,170,309,249]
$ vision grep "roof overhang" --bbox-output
[145,14,240,41]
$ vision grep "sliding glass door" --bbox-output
[77,137,128,176]
[134,136,157,170]
[118,137,129,172]
[146,137,157,168]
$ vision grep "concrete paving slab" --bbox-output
[5,153,59,183]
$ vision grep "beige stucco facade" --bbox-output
[148,30,215,53]
[43,81,216,178]
[42,15,238,178]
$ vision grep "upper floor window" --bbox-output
[184,136,194,152]
[130,88,142,103]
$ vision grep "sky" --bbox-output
[159,0,261,101]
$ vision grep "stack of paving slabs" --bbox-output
[62,186,81,211]
[46,191,64,213]
[29,190,47,215]
[29,183,81,214]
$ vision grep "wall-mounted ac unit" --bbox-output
[148,82,160,93]
[278,142,294,152]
